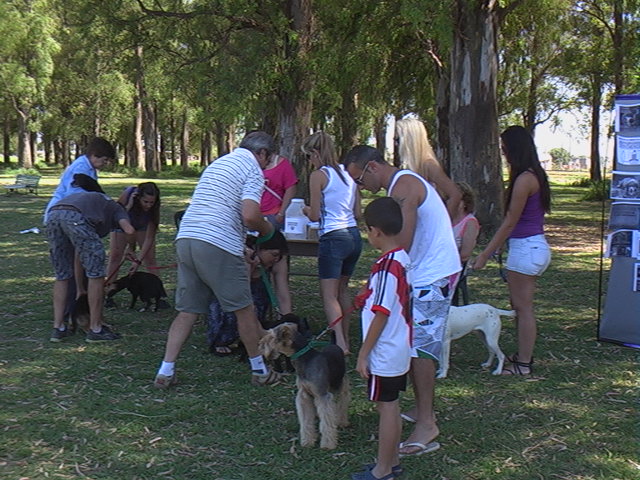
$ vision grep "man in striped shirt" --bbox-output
[154,132,279,388]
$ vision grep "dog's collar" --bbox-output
[290,340,330,360]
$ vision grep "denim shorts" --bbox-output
[506,234,551,276]
[317,227,362,279]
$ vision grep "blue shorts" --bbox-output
[317,227,362,279]
[506,234,551,276]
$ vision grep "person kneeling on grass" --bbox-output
[207,231,290,355]
[47,191,134,343]
[352,197,413,480]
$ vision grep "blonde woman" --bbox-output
[301,131,362,354]
[395,118,461,218]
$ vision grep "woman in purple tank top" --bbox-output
[472,126,551,376]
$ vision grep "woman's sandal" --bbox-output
[502,354,533,376]
[211,345,234,357]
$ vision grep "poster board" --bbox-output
[600,94,640,347]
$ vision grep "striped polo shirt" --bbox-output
[177,148,264,256]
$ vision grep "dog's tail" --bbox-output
[494,308,516,318]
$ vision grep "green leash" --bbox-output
[290,339,332,360]
[260,267,280,313]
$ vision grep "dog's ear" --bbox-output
[276,323,298,344]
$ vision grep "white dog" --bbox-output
[437,304,515,378]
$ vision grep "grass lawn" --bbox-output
[0,168,636,480]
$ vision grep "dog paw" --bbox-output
[320,440,337,450]
[300,439,316,448]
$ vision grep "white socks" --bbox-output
[158,361,175,376]
[249,355,268,375]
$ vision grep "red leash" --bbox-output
[314,302,361,341]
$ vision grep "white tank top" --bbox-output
[388,170,461,285]
[319,164,358,236]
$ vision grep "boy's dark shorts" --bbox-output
[367,373,407,402]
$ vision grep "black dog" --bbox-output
[72,173,105,193]
[107,272,169,312]
[70,293,91,334]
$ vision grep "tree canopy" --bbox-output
[1,0,639,229]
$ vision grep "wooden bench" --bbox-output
[4,174,42,195]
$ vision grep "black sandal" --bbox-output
[502,354,533,375]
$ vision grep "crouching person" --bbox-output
[47,191,134,342]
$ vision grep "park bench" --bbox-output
[4,174,42,195]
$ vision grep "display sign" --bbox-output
[601,94,640,348]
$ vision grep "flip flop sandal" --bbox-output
[398,441,441,457]
[350,468,397,480]
[400,413,416,423]
[211,345,234,357]
[362,463,403,477]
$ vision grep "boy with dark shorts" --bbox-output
[353,197,413,480]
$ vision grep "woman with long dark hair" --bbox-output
[473,126,551,376]
[106,182,161,283]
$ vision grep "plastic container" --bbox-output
[284,198,307,240]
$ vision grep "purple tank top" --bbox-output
[510,190,545,239]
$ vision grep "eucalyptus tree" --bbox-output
[559,0,640,181]
[43,18,133,165]
[0,0,60,168]
[498,0,576,134]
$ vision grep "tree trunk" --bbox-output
[278,0,315,202]
[201,130,212,166]
[142,99,157,172]
[132,94,143,170]
[3,114,10,164]
[134,45,157,172]
[214,121,227,158]
[589,75,602,182]
[43,134,52,164]
[373,114,386,155]
[435,68,451,173]
[169,113,176,166]
[449,0,503,236]
[613,0,624,94]
[53,138,61,165]
[337,87,358,158]
[156,105,166,168]
[16,107,33,169]
[159,129,167,168]
[30,132,37,164]
[180,109,189,170]
[61,140,70,167]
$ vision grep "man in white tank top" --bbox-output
[345,145,461,457]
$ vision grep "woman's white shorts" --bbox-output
[506,234,551,276]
